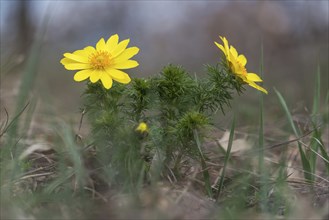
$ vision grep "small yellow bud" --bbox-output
[136,122,148,133]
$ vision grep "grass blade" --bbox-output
[275,89,300,136]
[312,65,321,117]
[310,68,329,175]
[275,89,313,181]
[312,136,329,174]
[309,68,321,172]
[258,43,271,212]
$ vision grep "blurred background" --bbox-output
[1,0,328,123]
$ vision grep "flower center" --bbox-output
[229,60,247,76]
[89,51,112,70]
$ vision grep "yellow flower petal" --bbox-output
[115,47,139,62]
[96,38,106,51]
[73,49,88,57]
[83,46,96,54]
[106,34,119,51]
[60,57,75,65]
[248,82,268,94]
[64,63,91,70]
[246,73,263,82]
[64,53,89,63]
[220,36,230,56]
[100,73,113,89]
[111,39,130,57]
[74,69,92,81]
[214,41,227,56]
[90,70,102,83]
[237,54,247,66]
[229,46,238,58]
[113,60,139,69]
[106,68,131,84]
[220,36,229,50]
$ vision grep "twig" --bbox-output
[84,187,108,202]
[19,172,54,181]
[20,164,56,176]
[0,102,30,138]
[75,108,86,142]
[0,107,9,134]
[244,124,322,156]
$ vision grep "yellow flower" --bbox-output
[136,122,148,133]
[60,34,140,89]
[215,36,268,94]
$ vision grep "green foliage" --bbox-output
[194,64,244,113]
[174,111,209,146]
[156,65,195,109]
[128,78,152,121]
[82,64,245,192]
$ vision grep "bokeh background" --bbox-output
[1,0,328,123]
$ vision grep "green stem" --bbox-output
[193,129,213,198]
